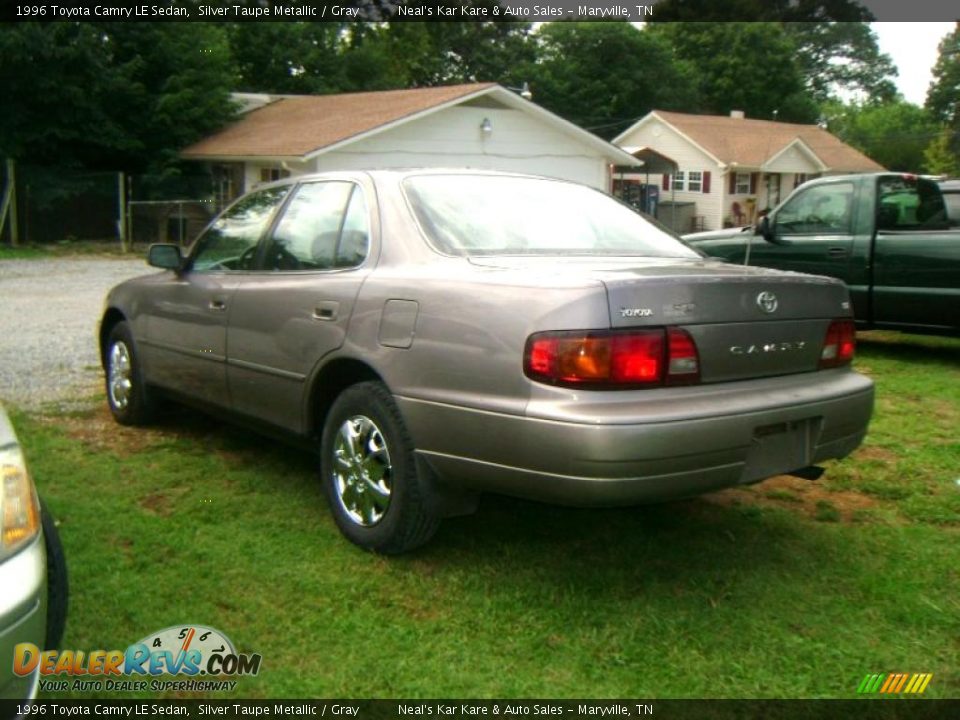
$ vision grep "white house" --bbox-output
[614,110,885,232]
[182,83,639,204]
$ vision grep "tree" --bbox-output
[525,22,700,139]
[821,100,937,171]
[925,23,960,171]
[225,23,346,94]
[784,22,898,104]
[648,22,819,123]
[0,24,129,166]
[924,128,960,176]
[0,22,237,179]
[225,9,535,93]
[97,23,238,176]
[382,15,536,88]
[648,0,873,22]
[649,3,897,104]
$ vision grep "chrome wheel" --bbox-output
[331,415,393,527]
[108,341,133,411]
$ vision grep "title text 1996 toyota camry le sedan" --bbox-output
[100,170,874,553]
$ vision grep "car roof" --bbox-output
[251,168,568,193]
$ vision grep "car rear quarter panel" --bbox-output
[339,261,610,418]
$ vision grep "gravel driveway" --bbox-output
[0,257,150,410]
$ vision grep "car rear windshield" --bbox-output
[403,175,700,258]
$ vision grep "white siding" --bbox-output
[618,118,724,230]
[764,146,821,174]
[303,105,612,189]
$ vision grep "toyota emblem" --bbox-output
[756,291,779,313]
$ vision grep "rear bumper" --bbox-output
[398,369,874,506]
[0,536,46,701]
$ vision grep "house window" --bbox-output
[259,166,290,183]
[673,171,685,192]
[735,173,751,194]
[688,171,702,193]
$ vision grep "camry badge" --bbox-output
[756,291,779,314]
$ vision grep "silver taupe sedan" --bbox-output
[100,170,874,553]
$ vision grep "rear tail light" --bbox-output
[820,319,856,368]
[524,327,700,388]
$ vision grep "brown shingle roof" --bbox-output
[182,83,497,160]
[653,110,885,172]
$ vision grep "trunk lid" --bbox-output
[599,261,849,383]
[469,256,851,383]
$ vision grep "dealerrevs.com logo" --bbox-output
[14,625,261,693]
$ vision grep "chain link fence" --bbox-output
[1,162,223,249]
[127,199,218,248]
[1,165,119,246]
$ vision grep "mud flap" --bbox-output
[415,455,480,518]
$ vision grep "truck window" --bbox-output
[776,182,854,235]
[877,177,949,231]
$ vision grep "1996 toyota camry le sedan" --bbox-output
[101,170,874,553]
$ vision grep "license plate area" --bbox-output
[740,417,822,484]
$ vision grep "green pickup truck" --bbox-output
[684,173,960,336]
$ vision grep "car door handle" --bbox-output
[313,301,340,321]
[209,299,227,312]
[827,247,848,258]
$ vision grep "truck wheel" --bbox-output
[42,501,68,650]
[320,382,439,554]
[105,321,154,426]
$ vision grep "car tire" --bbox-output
[321,381,440,554]
[105,321,154,426]
[41,501,68,650]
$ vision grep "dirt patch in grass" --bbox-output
[37,402,251,459]
[854,446,900,463]
[36,404,156,455]
[705,475,880,523]
[139,487,191,517]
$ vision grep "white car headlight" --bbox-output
[0,444,41,560]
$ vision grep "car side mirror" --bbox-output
[756,216,772,240]
[757,216,789,245]
[148,243,183,270]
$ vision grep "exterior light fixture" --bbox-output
[506,82,533,100]
[480,118,493,135]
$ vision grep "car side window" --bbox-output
[877,177,949,231]
[776,182,854,235]
[262,181,364,271]
[190,187,289,273]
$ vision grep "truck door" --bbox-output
[752,180,857,287]
[872,176,959,332]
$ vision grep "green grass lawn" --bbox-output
[13,331,959,699]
